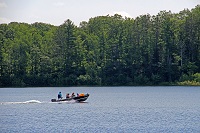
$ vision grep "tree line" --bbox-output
[0,5,200,87]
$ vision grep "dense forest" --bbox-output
[0,5,200,87]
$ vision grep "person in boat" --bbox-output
[77,93,79,97]
[79,93,85,97]
[71,92,75,98]
[58,92,62,100]
[66,93,70,98]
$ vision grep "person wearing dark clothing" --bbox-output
[66,93,70,98]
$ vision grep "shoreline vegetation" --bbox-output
[0,5,200,87]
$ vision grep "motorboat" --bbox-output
[51,93,89,102]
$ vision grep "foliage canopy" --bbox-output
[0,5,200,87]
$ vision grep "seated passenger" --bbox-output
[79,93,85,97]
[71,92,75,98]
[66,93,70,98]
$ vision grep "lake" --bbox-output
[0,86,200,133]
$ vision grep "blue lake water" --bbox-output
[0,86,200,133]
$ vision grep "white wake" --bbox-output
[1,100,42,105]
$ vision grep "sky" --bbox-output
[0,0,199,26]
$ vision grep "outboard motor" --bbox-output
[51,99,56,102]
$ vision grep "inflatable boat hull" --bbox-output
[51,94,89,102]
